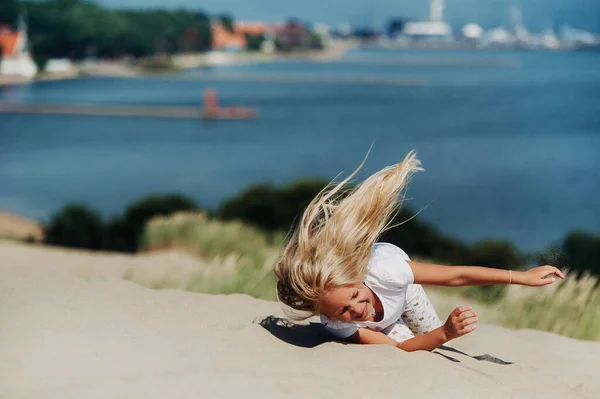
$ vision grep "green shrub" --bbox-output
[535,231,600,280]
[218,179,330,232]
[44,203,106,250]
[470,240,525,269]
[107,194,200,252]
[245,33,265,51]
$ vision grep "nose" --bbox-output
[349,303,362,318]
[339,303,362,322]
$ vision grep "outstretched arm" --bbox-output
[408,261,565,287]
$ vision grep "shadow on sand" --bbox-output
[435,346,514,365]
[256,315,331,348]
[257,315,513,365]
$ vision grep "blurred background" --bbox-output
[0,1,599,337]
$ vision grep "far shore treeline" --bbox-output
[40,178,600,283]
[1,0,218,64]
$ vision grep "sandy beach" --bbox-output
[0,75,31,86]
[171,39,359,69]
[0,70,81,86]
[1,240,598,399]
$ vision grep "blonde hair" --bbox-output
[274,151,423,319]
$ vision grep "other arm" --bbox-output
[408,261,565,287]
[348,306,477,352]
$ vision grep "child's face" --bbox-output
[320,283,375,322]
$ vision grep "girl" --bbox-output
[274,151,564,352]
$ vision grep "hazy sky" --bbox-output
[95,0,600,32]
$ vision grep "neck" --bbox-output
[368,287,384,322]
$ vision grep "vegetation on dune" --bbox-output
[136,211,600,341]
[33,176,600,340]
[138,212,280,299]
[495,273,600,341]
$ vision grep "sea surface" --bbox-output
[1,48,599,252]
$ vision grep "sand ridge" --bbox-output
[1,241,598,399]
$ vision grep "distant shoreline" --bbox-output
[0,40,359,87]
[172,39,359,69]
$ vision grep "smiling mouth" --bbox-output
[359,304,368,319]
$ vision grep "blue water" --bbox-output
[1,49,599,252]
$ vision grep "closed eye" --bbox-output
[337,290,359,316]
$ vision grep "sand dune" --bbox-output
[1,241,598,399]
[0,211,44,242]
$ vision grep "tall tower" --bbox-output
[510,6,523,30]
[16,13,29,56]
[430,0,444,22]
[510,5,529,42]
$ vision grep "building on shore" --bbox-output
[401,0,451,39]
[0,16,37,79]
[211,20,329,53]
[211,21,273,52]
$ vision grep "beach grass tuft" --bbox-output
[494,273,600,341]
[133,212,280,299]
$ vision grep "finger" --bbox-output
[457,311,478,321]
[459,316,479,329]
[453,306,473,316]
[459,324,477,337]
[543,265,565,279]
[538,266,564,281]
[540,277,556,286]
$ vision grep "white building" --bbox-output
[402,0,452,38]
[462,23,483,40]
[481,27,513,47]
[0,17,37,78]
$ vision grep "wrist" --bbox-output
[436,325,449,343]
[511,270,524,285]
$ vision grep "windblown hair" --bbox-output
[274,151,423,319]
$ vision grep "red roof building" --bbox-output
[212,21,273,51]
[0,25,25,58]
[0,21,38,78]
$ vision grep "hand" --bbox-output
[443,306,478,341]
[521,265,565,287]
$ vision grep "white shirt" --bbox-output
[319,242,415,338]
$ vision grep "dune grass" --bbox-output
[494,273,600,341]
[134,212,281,299]
[133,212,599,340]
